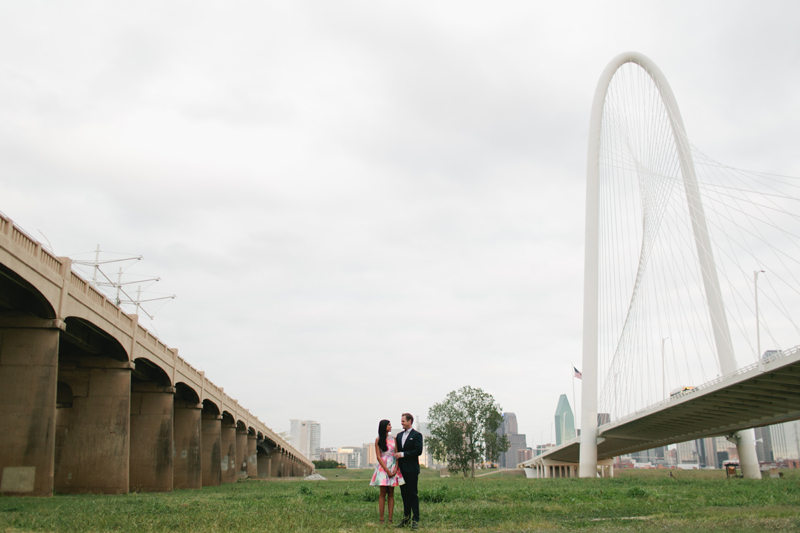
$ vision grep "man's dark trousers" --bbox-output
[399,471,419,524]
[396,428,423,524]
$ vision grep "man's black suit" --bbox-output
[396,428,423,524]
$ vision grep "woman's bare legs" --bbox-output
[387,486,395,523]
[378,486,387,522]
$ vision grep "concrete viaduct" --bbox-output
[0,213,313,496]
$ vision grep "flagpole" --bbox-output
[572,363,578,434]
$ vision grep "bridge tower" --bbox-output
[580,52,761,478]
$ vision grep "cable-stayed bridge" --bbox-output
[527,346,800,472]
[524,52,800,479]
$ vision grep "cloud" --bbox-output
[1,0,798,449]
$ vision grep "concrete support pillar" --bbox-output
[220,422,237,484]
[257,448,272,478]
[0,317,61,496]
[246,435,258,478]
[735,429,762,479]
[275,450,285,477]
[236,429,248,479]
[55,358,133,494]
[201,413,222,486]
[129,382,174,492]
[173,402,202,490]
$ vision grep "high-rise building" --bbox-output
[754,426,774,463]
[676,440,697,464]
[501,412,518,435]
[337,447,365,469]
[696,437,719,468]
[417,420,445,469]
[517,448,533,464]
[534,443,554,456]
[366,442,378,467]
[497,412,528,468]
[554,395,575,446]
[771,420,800,460]
[289,419,321,460]
[630,446,665,466]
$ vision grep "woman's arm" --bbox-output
[375,438,392,476]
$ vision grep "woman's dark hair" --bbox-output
[377,419,390,452]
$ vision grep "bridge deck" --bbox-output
[528,347,800,464]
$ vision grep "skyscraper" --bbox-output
[554,395,575,446]
[289,419,321,460]
[771,420,800,460]
[497,413,527,468]
[754,426,774,463]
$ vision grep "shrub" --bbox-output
[359,488,378,502]
[419,485,449,503]
[626,486,649,498]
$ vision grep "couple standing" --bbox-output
[369,413,423,528]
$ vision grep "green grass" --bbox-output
[1,469,799,532]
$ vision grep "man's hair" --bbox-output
[402,413,414,424]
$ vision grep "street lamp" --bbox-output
[755,270,765,364]
[661,337,670,400]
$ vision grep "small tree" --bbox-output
[312,459,344,469]
[426,386,510,477]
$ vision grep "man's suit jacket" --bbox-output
[396,429,423,475]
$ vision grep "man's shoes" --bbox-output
[411,522,419,530]
[395,518,410,528]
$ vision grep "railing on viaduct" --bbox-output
[0,212,313,496]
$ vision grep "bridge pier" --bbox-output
[257,446,273,478]
[0,317,60,496]
[55,358,132,494]
[201,411,222,486]
[129,382,174,492]
[173,401,202,489]
[246,434,258,478]
[220,419,237,484]
[732,429,762,479]
[235,427,248,479]
[269,449,285,477]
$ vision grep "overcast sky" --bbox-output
[2,1,799,449]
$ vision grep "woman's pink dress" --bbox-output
[369,436,405,487]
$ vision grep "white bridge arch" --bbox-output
[579,52,761,478]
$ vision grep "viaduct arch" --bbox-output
[0,213,312,495]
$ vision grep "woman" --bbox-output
[369,419,405,524]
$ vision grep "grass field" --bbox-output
[1,468,799,532]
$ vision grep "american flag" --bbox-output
[573,366,582,379]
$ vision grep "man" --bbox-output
[393,413,423,529]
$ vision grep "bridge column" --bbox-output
[129,382,174,492]
[274,450,285,477]
[201,412,222,486]
[173,401,202,490]
[0,317,61,496]
[235,427,248,479]
[55,357,133,494]
[732,429,761,479]
[258,446,274,478]
[220,420,237,484]
[246,434,258,478]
